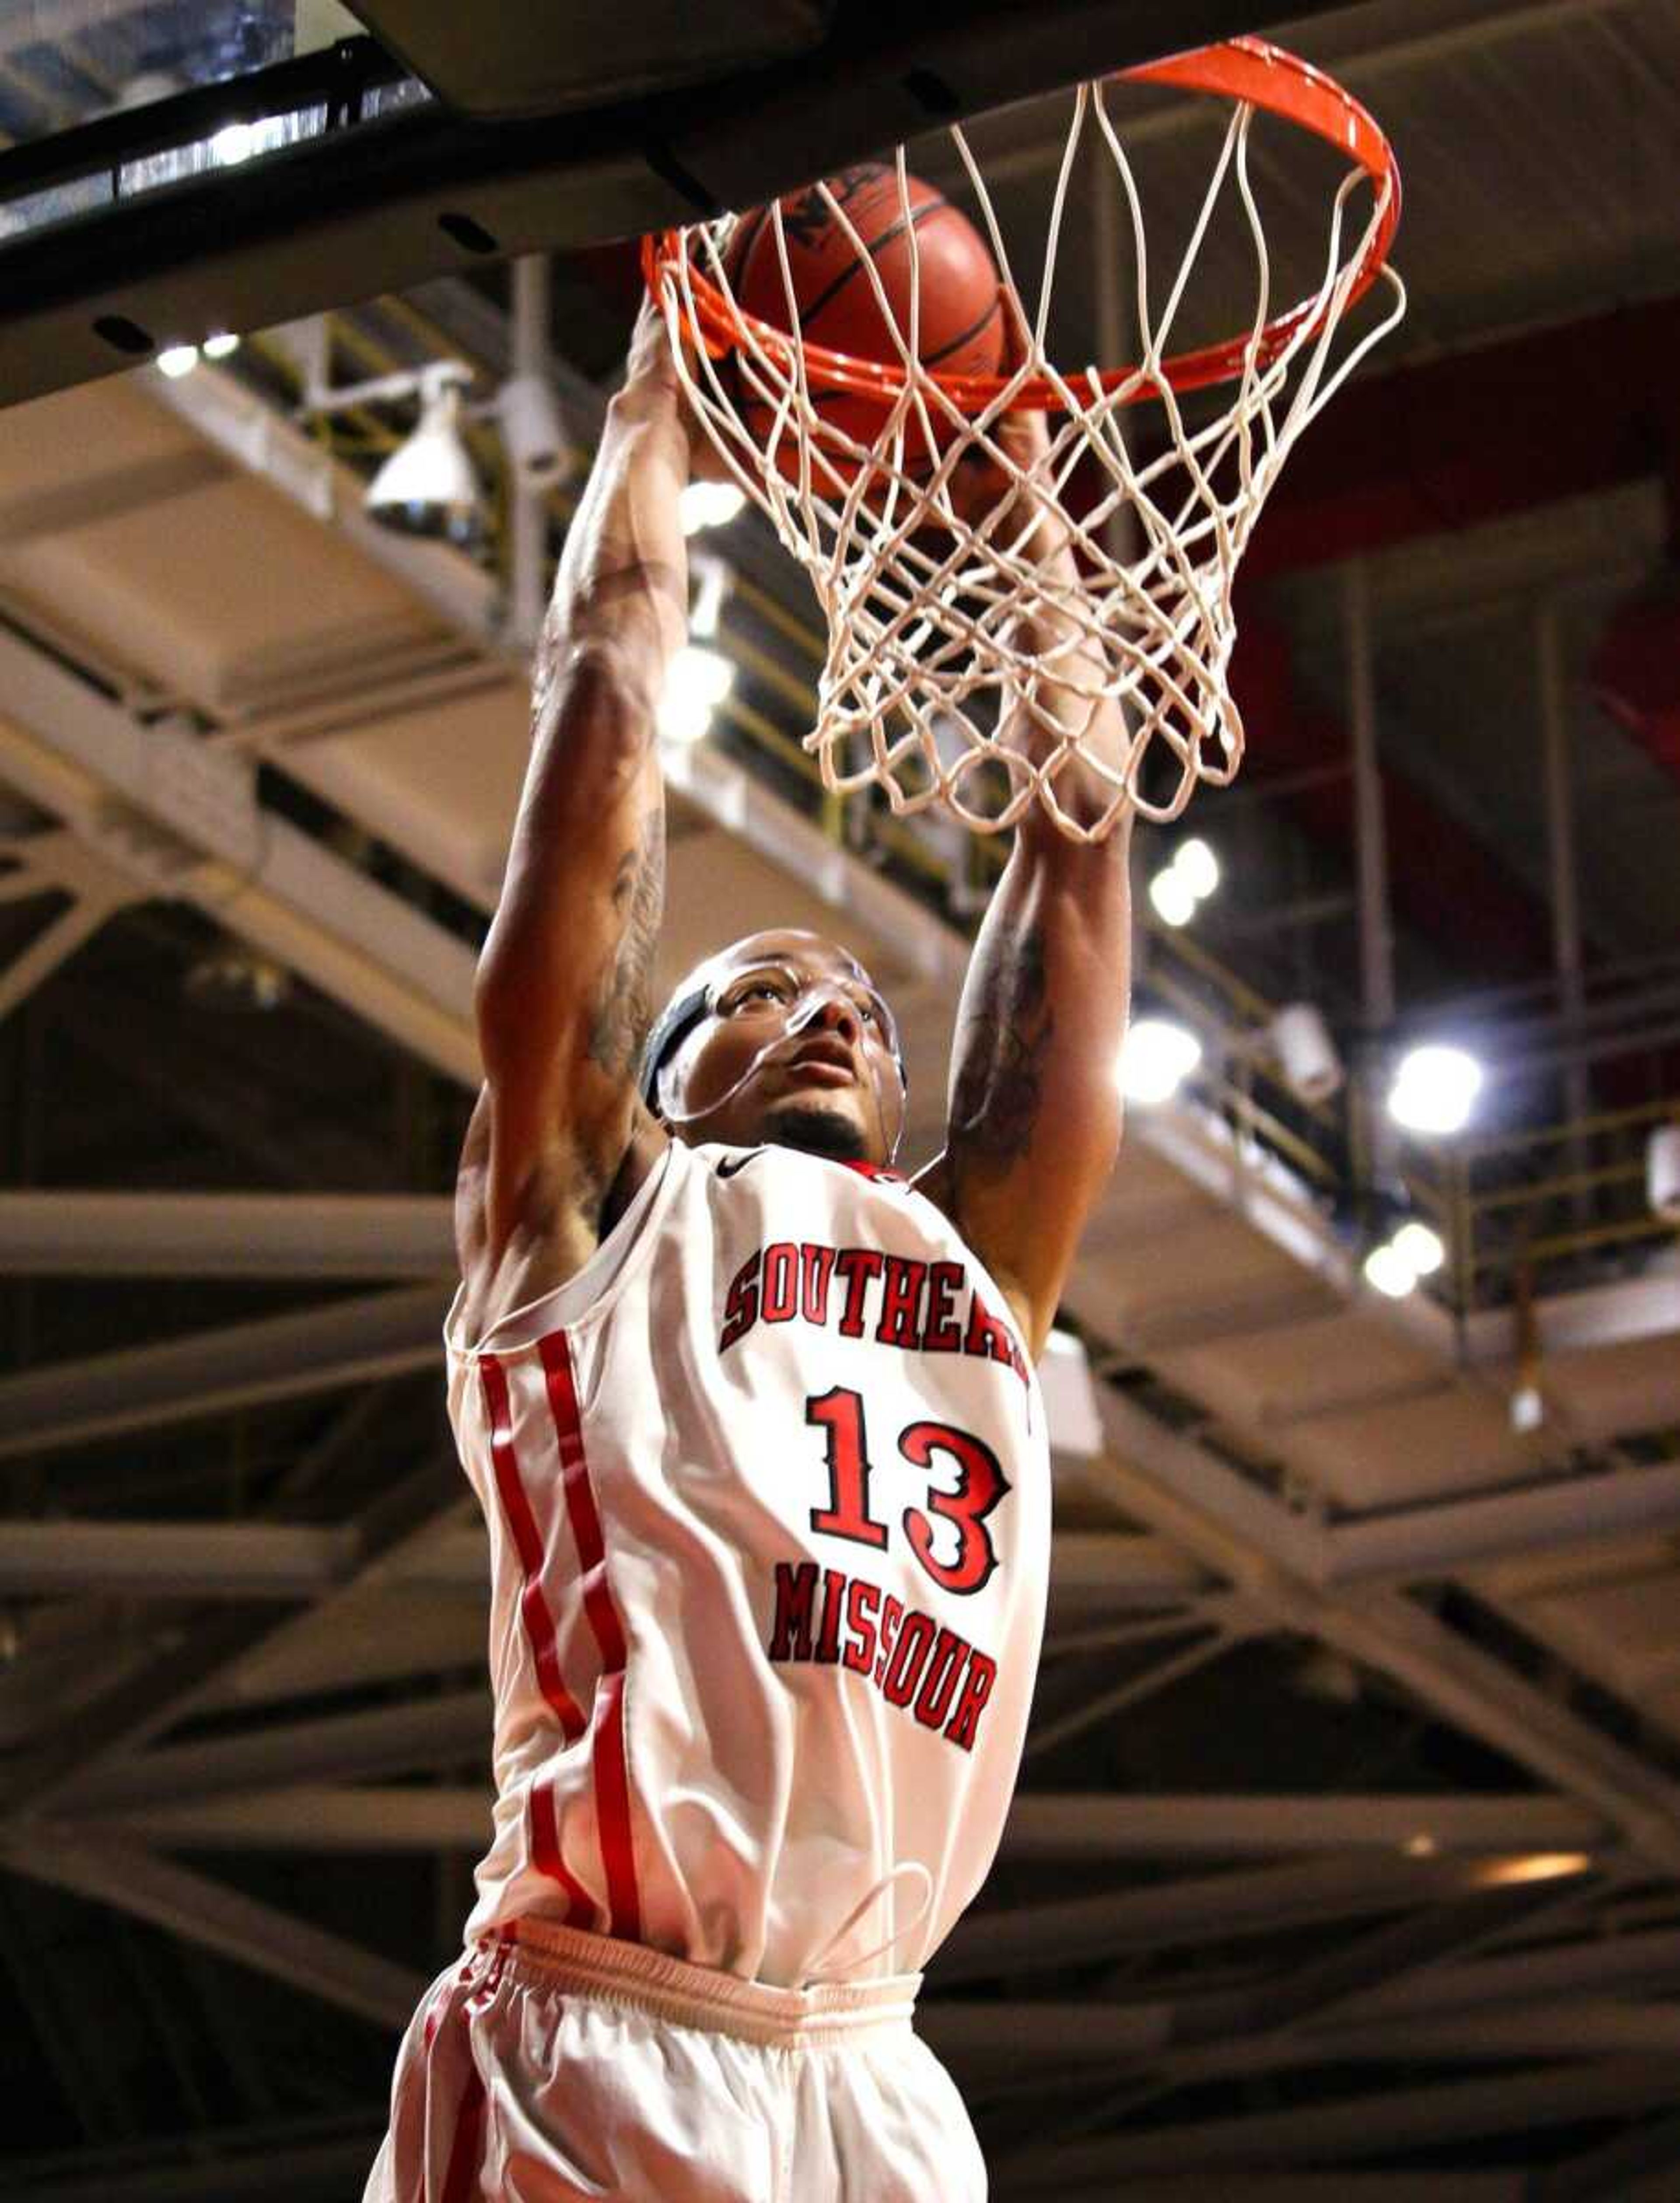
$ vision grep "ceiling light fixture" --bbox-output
[1363,1241,1418,1299]
[1270,1001,1343,1104]
[1388,1042,1484,1136]
[1147,836,1220,929]
[1119,1019,1203,1106]
[680,480,747,534]
[210,120,256,165]
[497,371,570,489]
[364,364,484,548]
[1648,1122,1680,1222]
[689,553,732,643]
[1148,865,1197,927]
[1175,837,1219,900]
[1391,1220,1445,1276]
[658,645,734,745]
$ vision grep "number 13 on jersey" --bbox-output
[805,1386,1007,1595]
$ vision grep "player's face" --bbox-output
[665,932,905,1164]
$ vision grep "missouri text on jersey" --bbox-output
[767,1561,998,1751]
[718,1240,1031,1385]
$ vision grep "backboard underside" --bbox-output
[0,0,1349,411]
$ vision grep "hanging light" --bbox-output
[497,371,570,489]
[364,366,484,547]
[658,645,734,744]
[1362,1241,1417,1298]
[210,121,256,165]
[1120,1019,1202,1106]
[1388,1043,1484,1135]
[1509,1380,1546,1434]
[1361,1206,1448,1303]
[1391,1220,1445,1276]
[1648,1123,1680,1222]
[1148,836,1220,930]
[680,480,747,533]
[1271,1001,1343,1104]
[156,343,200,378]
[184,939,292,1012]
[688,553,731,642]
[1174,837,1219,900]
[1148,865,1197,927]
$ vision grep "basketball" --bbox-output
[726,163,1004,478]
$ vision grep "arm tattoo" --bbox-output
[949,924,1051,1175]
[587,804,665,1079]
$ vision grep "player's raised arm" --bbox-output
[471,301,691,1266]
[914,400,1135,1362]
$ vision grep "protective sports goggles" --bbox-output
[637,958,906,1115]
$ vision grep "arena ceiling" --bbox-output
[2,1,1680,2197]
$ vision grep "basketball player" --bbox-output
[365,294,1134,2200]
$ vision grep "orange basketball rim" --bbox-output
[644,35,1402,416]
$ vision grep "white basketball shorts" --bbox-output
[363,1920,987,2203]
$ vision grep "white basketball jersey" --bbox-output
[443,1137,1050,1989]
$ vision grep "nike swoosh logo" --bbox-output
[715,1150,762,1179]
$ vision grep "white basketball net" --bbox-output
[653,52,1405,842]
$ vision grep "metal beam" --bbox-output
[1534,2106,1680,2203]
[1041,1530,1211,1617]
[0,1520,1158,1607]
[1000,2179,1520,2203]
[1085,1385,1680,1871]
[88,1783,494,1853]
[0,1834,423,2032]
[0,1282,448,1462]
[60,1694,490,1812]
[84,1784,1604,1861]
[1341,1924,1680,2020]
[923,1994,1680,2073]
[1323,1458,1680,1586]
[1461,1270,1680,1365]
[1006,2059,1680,2180]
[0,446,229,544]
[1171,1877,1587,2049]
[998,1791,1603,1861]
[936,1850,1587,1984]
[0,891,120,1019]
[0,1191,454,1278]
[0,616,480,1084]
[7,2132,380,2203]
[3,1460,459,1819]
[1123,1283,1343,1357]
[0,1524,348,1602]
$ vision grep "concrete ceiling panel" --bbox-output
[12,477,430,705]
[1154,1307,1442,1434]
[284,678,531,912]
[1283,1382,1541,1510]
[1542,1332,1680,1448]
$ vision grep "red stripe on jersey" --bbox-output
[438,2059,486,2203]
[478,1354,587,1745]
[529,1779,598,1930]
[591,1669,640,1941]
[423,1955,475,2051]
[538,1330,642,1943]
